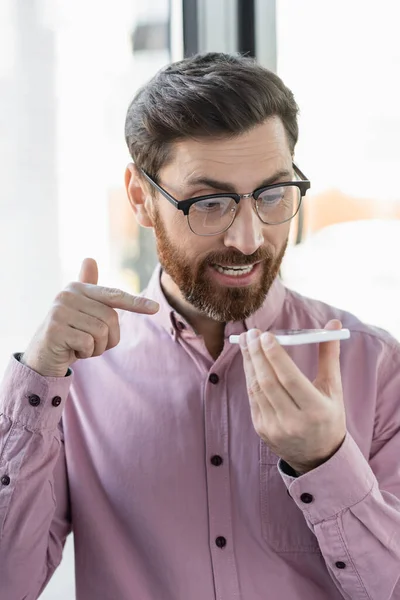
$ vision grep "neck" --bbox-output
[160,270,225,360]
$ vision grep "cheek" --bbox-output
[262,222,290,249]
[159,203,200,250]
[156,200,187,238]
[157,200,226,261]
[170,211,194,246]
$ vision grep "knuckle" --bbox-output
[54,289,74,306]
[279,372,297,389]
[54,290,67,305]
[132,294,146,307]
[264,342,278,356]
[282,421,303,439]
[258,375,274,392]
[248,379,262,398]
[107,336,120,351]
[247,341,261,357]
[109,325,121,349]
[64,281,81,294]
[106,308,119,328]
[265,423,279,442]
[94,318,108,337]
[47,305,68,328]
[105,287,124,301]
[81,334,95,354]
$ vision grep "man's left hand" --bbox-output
[240,320,347,475]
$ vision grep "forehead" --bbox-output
[161,117,293,192]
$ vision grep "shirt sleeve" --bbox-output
[0,354,73,599]
[278,341,400,600]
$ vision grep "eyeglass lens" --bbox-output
[187,185,301,235]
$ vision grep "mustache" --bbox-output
[204,247,274,267]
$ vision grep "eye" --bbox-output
[196,200,222,211]
[192,197,233,214]
[258,187,285,205]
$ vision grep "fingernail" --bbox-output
[145,299,159,312]
[261,332,275,349]
[247,329,260,344]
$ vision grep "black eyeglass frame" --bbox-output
[139,162,310,227]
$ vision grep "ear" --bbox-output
[125,163,154,228]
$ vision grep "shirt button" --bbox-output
[28,394,41,407]
[52,396,62,407]
[335,561,346,569]
[209,373,219,384]
[215,536,227,548]
[211,455,223,466]
[300,493,314,504]
[1,475,10,486]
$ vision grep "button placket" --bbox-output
[204,366,240,597]
[210,455,223,467]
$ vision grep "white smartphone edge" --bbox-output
[229,328,351,346]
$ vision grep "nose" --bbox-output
[223,198,264,255]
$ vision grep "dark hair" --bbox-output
[125,52,299,180]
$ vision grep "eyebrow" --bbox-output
[184,169,293,194]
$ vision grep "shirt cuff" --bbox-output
[279,459,300,478]
[0,354,72,431]
[278,432,376,524]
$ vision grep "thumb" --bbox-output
[79,258,99,285]
[315,319,343,395]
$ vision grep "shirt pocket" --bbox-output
[259,441,322,554]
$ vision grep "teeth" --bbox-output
[213,264,254,276]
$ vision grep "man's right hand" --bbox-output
[22,258,159,378]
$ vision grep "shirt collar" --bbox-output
[144,263,287,340]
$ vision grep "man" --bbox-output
[0,52,399,600]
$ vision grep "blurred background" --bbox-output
[1,0,399,597]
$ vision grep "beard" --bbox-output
[153,208,288,323]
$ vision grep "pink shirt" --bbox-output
[1,266,400,600]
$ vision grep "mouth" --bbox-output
[212,264,256,276]
[208,261,261,287]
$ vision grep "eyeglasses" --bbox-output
[140,163,310,237]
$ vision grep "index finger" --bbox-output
[239,332,270,423]
[260,333,318,408]
[81,283,159,314]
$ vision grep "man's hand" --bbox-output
[240,320,347,474]
[22,258,159,378]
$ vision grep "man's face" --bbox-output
[149,118,293,322]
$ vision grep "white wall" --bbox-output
[277,0,400,339]
[0,0,62,372]
[0,1,171,598]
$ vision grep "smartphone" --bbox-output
[229,328,351,346]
